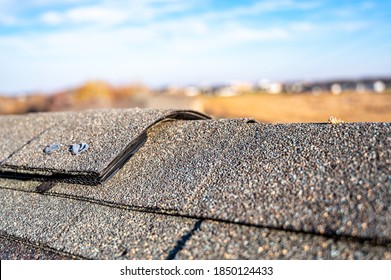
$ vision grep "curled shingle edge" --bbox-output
[0,109,212,185]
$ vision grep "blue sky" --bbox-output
[1,0,391,94]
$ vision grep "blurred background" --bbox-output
[0,0,390,122]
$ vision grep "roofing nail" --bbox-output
[69,143,89,155]
[43,143,62,154]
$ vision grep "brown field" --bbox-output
[201,92,391,123]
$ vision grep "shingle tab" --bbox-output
[190,123,391,241]
[0,185,197,259]
[0,109,209,184]
[0,188,87,244]
[176,221,391,260]
[51,203,196,260]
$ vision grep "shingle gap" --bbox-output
[166,220,203,260]
[35,181,56,193]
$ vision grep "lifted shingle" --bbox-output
[19,119,251,212]
[0,109,209,184]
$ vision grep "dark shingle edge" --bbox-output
[0,234,87,260]
[0,133,147,185]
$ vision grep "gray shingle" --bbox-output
[0,109,208,184]
[0,188,87,244]
[176,221,391,260]
[52,203,196,260]
[0,185,197,259]
[190,123,391,241]
[0,178,40,192]
[16,121,388,242]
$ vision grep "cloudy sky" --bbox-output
[1,0,391,94]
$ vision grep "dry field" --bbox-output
[201,92,391,123]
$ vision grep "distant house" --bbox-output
[283,77,391,94]
[201,84,239,97]
[373,80,386,93]
[147,95,204,112]
[330,83,342,95]
[257,79,283,94]
[184,86,201,97]
[356,82,370,93]
[284,82,305,93]
[215,85,237,96]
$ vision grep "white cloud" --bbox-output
[290,22,315,32]
[40,11,63,25]
[211,24,289,43]
[0,11,295,93]
[36,0,197,27]
[0,1,323,92]
[40,6,131,26]
[199,0,322,20]
[321,21,370,32]
[67,6,129,24]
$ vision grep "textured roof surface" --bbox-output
[0,109,208,184]
[0,112,67,163]
[0,236,73,260]
[0,109,390,260]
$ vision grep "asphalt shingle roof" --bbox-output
[0,109,390,260]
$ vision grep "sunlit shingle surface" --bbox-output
[0,109,390,259]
